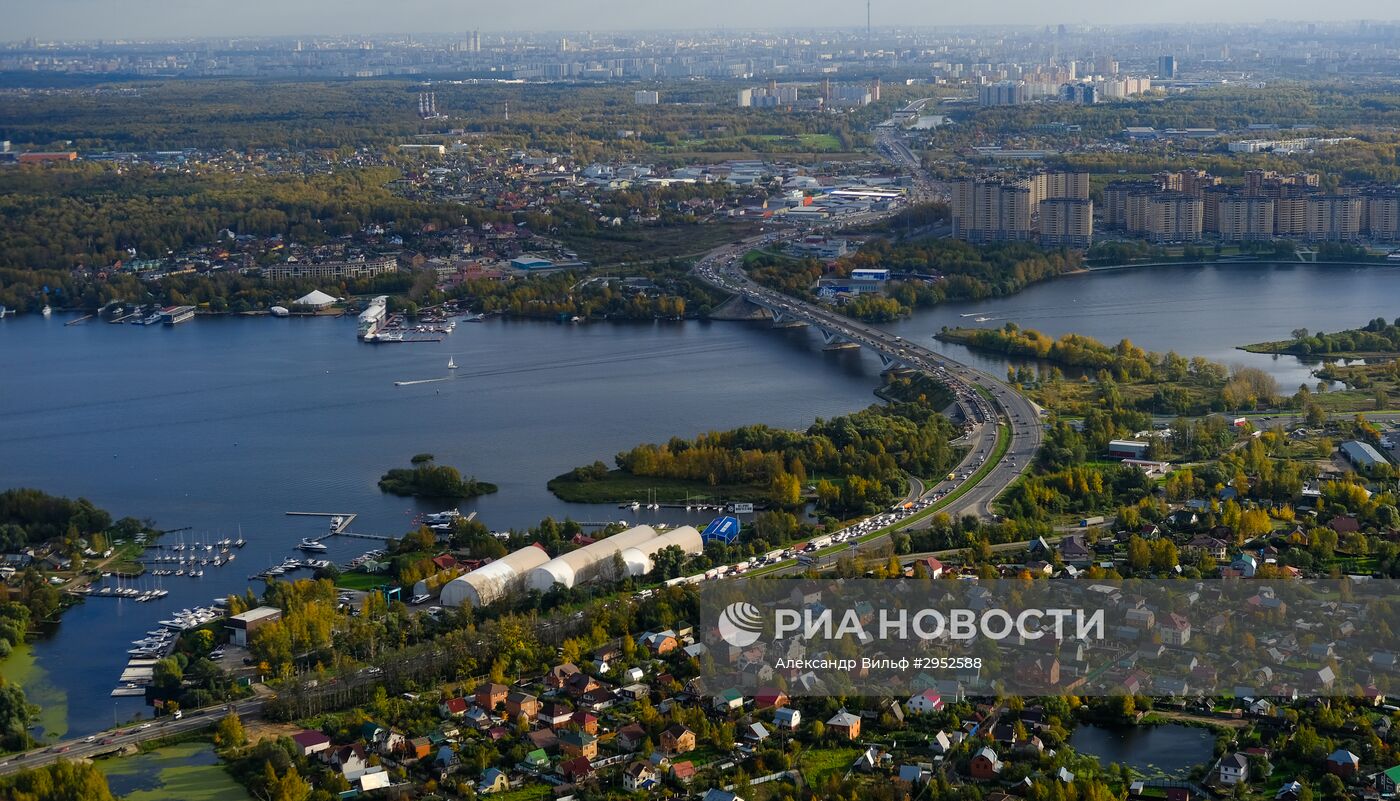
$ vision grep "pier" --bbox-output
[286,511,356,533]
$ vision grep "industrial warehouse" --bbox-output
[438,525,702,607]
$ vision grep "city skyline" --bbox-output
[7,0,1400,41]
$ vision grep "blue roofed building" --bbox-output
[702,516,741,544]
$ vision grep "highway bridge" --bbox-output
[693,241,1042,521]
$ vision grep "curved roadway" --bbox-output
[693,243,1041,522]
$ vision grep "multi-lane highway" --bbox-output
[692,235,1042,523]
[0,697,266,776]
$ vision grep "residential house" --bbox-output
[640,629,680,655]
[477,767,509,794]
[330,744,370,781]
[546,662,582,689]
[671,761,697,783]
[558,756,593,784]
[1219,753,1249,785]
[1327,749,1361,778]
[774,707,801,730]
[916,556,944,578]
[1375,765,1400,798]
[899,764,930,785]
[538,701,574,728]
[1277,781,1305,801]
[291,730,331,757]
[506,691,540,720]
[559,730,599,760]
[970,746,1004,780]
[624,761,660,792]
[475,682,509,711]
[573,710,600,734]
[525,728,559,754]
[615,723,648,752]
[521,749,549,771]
[746,722,771,743]
[713,688,744,712]
[661,724,697,755]
[906,689,944,714]
[1159,613,1192,646]
[440,696,469,718]
[755,688,789,709]
[703,791,744,801]
[408,737,432,760]
[827,710,861,740]
[1058,535,1092,564]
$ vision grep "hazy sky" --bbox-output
[9,0,1398,41]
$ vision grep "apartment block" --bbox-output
[1305,196,1364,241]
[1215,195,1275,241]
[1145,193,1204,243]
[1038,198,1094,247]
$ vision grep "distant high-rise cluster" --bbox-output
[736,79,879,110]
[633,90,659,105]
[951,172,1092,247]
[418,91,438,119]
[1102,169,1399,243]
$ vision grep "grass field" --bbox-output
[799,746,861,785]
[335,571,395,592]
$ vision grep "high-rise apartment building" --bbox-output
[1038,198,1094,247]
[1145,194,1203,242]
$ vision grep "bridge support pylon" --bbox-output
[878,353,909,373]
[818,327,859,350]
[768,309,808,329]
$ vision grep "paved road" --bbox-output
[0,697,267,776]
[693,239,1042,519]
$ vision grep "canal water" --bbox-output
[98,740,253,801]
[1069,723,1217,777]
[1,261,1396,737]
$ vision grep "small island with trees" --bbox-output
[377,454,497,500]
[1242,318,1400,357]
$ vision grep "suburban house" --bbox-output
[1158,613,1192,646]
[970,746,1004,780]
[538,701,574,727]
[545,662,582,689]
[624,761,660,792]
[906,689,944,714]
[477,767,509,794]
[661,724,697,755]
[1326,749,1361,778]
[291,730,331,757]
[774,707,801,730]
[1219,753,1249,785]
[827,710,862,740]
[439,696,468,718]
[559,730,599,760]
[475,682,509,711]
[506,691,540,719]
[615,723,648,752]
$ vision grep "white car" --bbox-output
[410,594,431,605]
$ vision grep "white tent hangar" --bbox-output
[294,290,338,309]
[526,525,660,592]
[619,526,703,576]
[440,544,551,608]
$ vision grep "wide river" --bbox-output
[1,261,1397,737]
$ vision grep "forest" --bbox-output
[745,239,1083,322]
[553,394,960,516]
[0,164,463,271]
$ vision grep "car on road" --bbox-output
[139,723,152,730]
[84,735,96,743]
